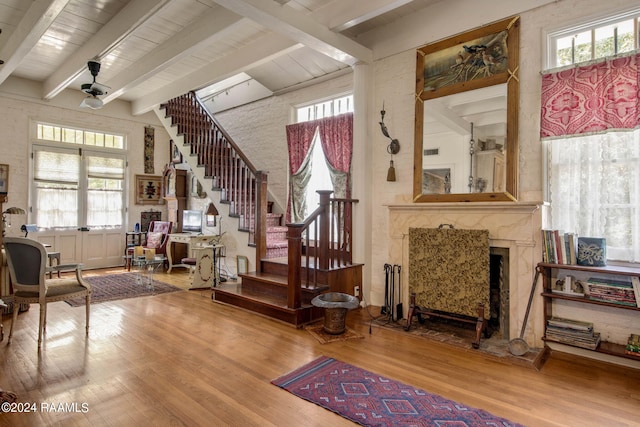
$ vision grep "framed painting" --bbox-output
[170,139,182,164]
[135,174,163,205]
[417,16,518,100]
[0,164,8,194]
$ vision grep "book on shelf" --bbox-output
[546,331,601,350]
[632,277,640,307]
[541,230,577,264]
[545,317,600,350]
[587,277,637,307]
[625,334,640,356]
[547,317,593,331]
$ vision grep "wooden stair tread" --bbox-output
[239,271,329,291]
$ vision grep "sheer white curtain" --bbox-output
[86,155,125,227]
[34,150,80,228]
[548,129,640,262]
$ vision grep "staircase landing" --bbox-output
[212,277,327,327]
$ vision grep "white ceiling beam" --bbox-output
[132,33,301,115]
[42,0,172,100]
[212,0,372,65]
[0,0,71,85]
[426,99,472,136]
[102,8,244,104]
[312,0,415,32]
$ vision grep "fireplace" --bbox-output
[490,247,509,338]
[386,202,544,346]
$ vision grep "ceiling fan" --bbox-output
[79,60,109,109]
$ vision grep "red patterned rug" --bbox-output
[272,356,524,427]
[66,273,183,306]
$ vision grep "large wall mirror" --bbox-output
[413,16,519,202]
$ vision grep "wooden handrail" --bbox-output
[161,92,267,272]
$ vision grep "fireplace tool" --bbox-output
[508,268,541,356]
[395,265,403,320]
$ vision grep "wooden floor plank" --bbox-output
[1,268,639,426]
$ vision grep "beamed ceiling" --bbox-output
[0,0,444,115]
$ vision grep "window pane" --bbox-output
[86,155,124,227]
[549,131,640,262]
[555,35,574,66]
[35,185,78,228]
[594,24,615,58]
[574,30,592,63]
[87,156,125,179]
[87,188,123,227]
[616,19,635,53]
[34,150,79,183]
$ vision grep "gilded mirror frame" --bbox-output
[413,16,519,202]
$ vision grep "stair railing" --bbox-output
[161,92,267,271]
[286,190,358,309]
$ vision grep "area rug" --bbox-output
[272,356,524,427]
[305,323,364,344]
[66,273,183,306]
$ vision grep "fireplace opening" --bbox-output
[489,247,509,339]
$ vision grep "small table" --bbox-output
[131,256,166,289]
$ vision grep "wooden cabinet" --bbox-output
[539,262,640,361]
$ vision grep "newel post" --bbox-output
[287,223,304,309]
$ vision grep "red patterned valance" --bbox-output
[540,52,640,138]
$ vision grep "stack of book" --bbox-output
[625,334,640,358]
[587,277,638,307]
[546,317,601,350]
[541,229,577,264]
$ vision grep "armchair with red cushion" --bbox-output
[144,221,172,256]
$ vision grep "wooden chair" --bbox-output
[3,237,91,349]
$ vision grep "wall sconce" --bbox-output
[379,102,400,181]
[206,202,219,227]
[2,206,26,237]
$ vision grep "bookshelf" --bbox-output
[539,262,640,361]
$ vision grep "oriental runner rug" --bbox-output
[272,356,524,427]
[66,273,182,306]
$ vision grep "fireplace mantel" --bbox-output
[387,201,547,346]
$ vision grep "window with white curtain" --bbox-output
[547,131,640,262]
[32,123,126,229]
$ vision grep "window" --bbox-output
[32,123,126,229]
[543,12,640,263]
[287,94,353,223]
[547,8,640,68]
[547,131,640,262]
[296,94,353,122]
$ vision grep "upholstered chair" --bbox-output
[3,237,91,349]
[144,221,172,256]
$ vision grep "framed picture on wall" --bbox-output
[135,174,163,205]
[170,139,182,164]
[0,164,8,194]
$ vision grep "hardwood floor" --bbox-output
[1,268,639,426]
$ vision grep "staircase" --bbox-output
[157,93,362,327]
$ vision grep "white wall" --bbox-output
[0,76,171,241]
